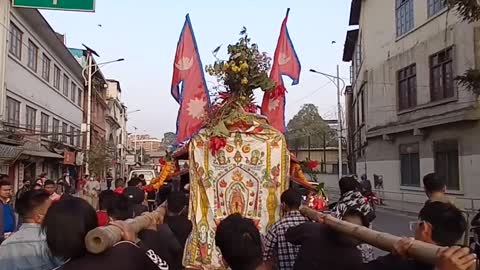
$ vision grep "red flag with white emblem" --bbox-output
[171,14,210,144]
[261,8,301,133]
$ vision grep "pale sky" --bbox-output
[42,0,353,138]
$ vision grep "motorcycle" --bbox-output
[364,192,380,212]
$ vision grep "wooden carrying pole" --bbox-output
[85,207,166,254]
[300,206,475,269]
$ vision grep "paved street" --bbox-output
[371,208,416,257]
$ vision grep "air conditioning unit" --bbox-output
[81,123,87,132]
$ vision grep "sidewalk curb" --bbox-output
[376,205,419,218]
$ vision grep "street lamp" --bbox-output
[127,109,141,114]
[310,66,346,179]
[82,44,124,175]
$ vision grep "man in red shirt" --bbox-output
[114,178,125,195]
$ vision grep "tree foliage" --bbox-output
[205,27,275,104]
[286,104,336,149]
[88,139,112,177]
[446,0,480,23]
[446,0,480,95]
[162,132,177,146]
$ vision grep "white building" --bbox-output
[0,3,83,187]
[106,79,128,178]
[342,0,480,206]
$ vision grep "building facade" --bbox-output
[105,79,128,178]
[343,0,480,203]
[0,3,84,188]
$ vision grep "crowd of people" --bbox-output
[0,171,477,270]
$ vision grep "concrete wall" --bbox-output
[363,121,480,197]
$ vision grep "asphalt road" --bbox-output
[371,208,416,257]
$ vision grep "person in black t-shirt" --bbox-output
[164,192,192,249]
[42,197,169,270]
[286,208,368,270]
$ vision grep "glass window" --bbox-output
[71,82,76,103]
[430,47,454,101]
[62,123,68,143]
[76,129,81,147]
[26,106,36,133]
[6,97,20,127]
[52,118,60,141]
[396,0,414,37]
[53,65,61,89]
[400,143,420,187]
[42,54,51,81]
[398,64,417,110]
[434,140,460,190]
[9,23,22,59]
[40,113,49,138]
[27,40,38,72]
[63,75,69,96]
[70,126,75,145]
[77,88,83,107]
[428,0,447,17]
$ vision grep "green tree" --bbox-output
[162,132,177,146]
[445,0,480,95]
[286,104,336,150]
[88,139,112,177]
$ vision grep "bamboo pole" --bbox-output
[300,206,475,269]
[85,207,166,254]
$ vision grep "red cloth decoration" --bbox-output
[171,14,210,144]
[261,8,301,133]
[209,136,227,156]
[307,160,319,170]
[96,211,109,226]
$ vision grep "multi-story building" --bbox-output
[105,79,128,178]
[0,3,84,187]
[69,48,108,177]
[343,0,480,202]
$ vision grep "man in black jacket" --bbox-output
[367,202,467,270]
[286,208,368,270]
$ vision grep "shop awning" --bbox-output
[22,146,64,159]
[0,144,23,165]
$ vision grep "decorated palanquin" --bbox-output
[183,114,290,269]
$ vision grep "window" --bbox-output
[63,75,69,96]
[434,140,460,190]
[40,113,49,138]
[42,54,51,81]
[360,90,365,123]
[78,88,83,107]
[53,65,61,89]
[9,23,22,59]
[396,0,414,37]
[27,40,38,71]
[52,118,60,141]
[354,32,363,78]
[428,0,447,17]
[398,64,417,110]
[400,143,420,187]
[430,47,454,101]
[25,106,36,133]
[71,82,76,103]
[76,129,81,147]
[62,123,68,143]
[6,97,20,127]
[70,126,75,145]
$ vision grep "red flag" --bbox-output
[171,14,210,144]
[261,8,301,133]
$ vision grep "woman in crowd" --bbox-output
[42,197,169,270]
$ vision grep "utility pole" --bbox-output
[307,135,311,160]
[85,51,93,175]
[337,65,343,179]
[323,133,327,173]
[309,66,345,180]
